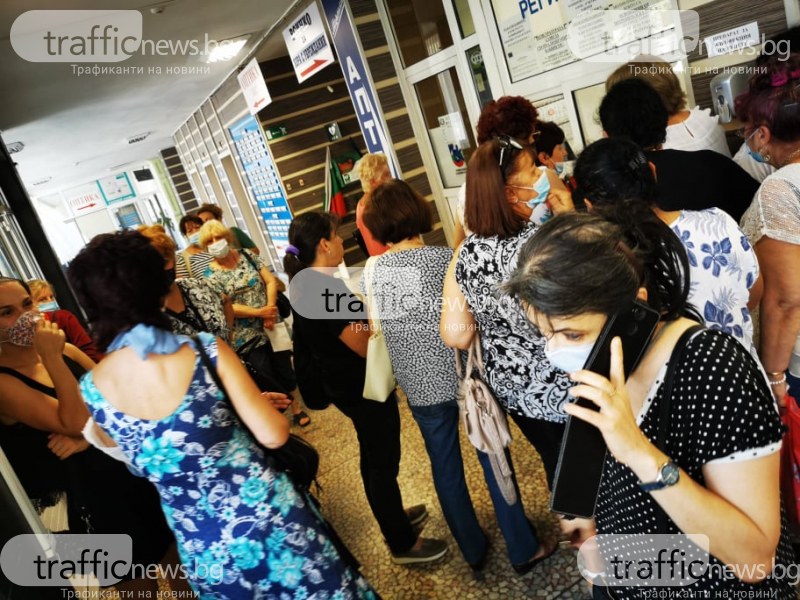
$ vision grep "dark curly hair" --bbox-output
[572,137,658,208]
[476,96,539,144]
[67,231,171,351]
[735,54,800,143]
[600,78,668,150]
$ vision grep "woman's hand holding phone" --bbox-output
[564,337,651,467]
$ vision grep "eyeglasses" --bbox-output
[497,136,526,172]
[735,126,757,140]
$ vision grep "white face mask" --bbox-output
[544,341,594,373]
[207,239,230,258]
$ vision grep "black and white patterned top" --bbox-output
[361,246,457,407]
[595,329,793,598]
[165,278,230,343]
[455,224,571,422]
[175,251,214,279]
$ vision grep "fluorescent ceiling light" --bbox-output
[207,38,248,63]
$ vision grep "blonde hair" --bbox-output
[606,56,686,115]
[136,224,177,261]
[27,279,53,303]
[198,219,233,249]
[357,154,390,193]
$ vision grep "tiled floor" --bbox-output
[298,396,591,600]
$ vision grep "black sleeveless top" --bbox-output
[0,358,173,568]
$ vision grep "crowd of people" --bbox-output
[3,43,800,598]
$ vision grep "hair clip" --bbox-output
[771,71,790,87]
[627,152,647,171]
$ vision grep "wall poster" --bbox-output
[490,0,684,83]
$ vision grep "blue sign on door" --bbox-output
[320,0,397,175]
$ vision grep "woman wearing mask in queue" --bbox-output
[738,55,800,405]
[0,277,177,594]
[503,213,794,599]
[285,212,448,566]
[453,96,547,244]
[361,180,556,575]
[176,214,214,279]
[137,225,233,343]
[199,219,298,399]
[68,231,376,598]
[441,137,574,491]
[27,278,102,362]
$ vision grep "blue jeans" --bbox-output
[410,400,540,565]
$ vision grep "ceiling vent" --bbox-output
[7,141,24,154]
[126,132,152,145]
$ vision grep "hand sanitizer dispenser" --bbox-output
[710,72,749,124]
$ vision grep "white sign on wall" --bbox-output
[704,22,760,58]
[238,57,272,115]
[283,2,335,84]
[64,183,105,216]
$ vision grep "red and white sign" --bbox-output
[237,58,272,115]
[64,183,105,216]
[283,2,334,84]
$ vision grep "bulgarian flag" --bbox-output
[324,146,347,218]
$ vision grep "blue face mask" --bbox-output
[188,232,201,246]
[544,341,594,373]
[526,169,551,207]
[38,300,59,313]
[745,130,768,164]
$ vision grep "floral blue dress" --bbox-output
[80,333,375,599]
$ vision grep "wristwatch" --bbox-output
[638,460,680,492]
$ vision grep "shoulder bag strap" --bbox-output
[656,324,705,450]
[364,256,382,329]
[193,336,230,401]
[181,250,194,278]
[654,323,704,535]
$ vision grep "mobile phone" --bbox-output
[550,300,660,518]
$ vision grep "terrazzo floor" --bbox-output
[296,395,591,600]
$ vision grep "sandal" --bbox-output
[512,539,558,575]
[292,410,311,428]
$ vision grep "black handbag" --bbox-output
[193,337,319,492]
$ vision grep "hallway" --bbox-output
[300,395,589,599]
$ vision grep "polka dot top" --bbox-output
[594,329,793,597]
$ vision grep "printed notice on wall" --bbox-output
[491,0,685,82]
[532,94,577,149]
[704,22,759,58]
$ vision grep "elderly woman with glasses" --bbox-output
[440,137,571,574]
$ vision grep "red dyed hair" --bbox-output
[735,55,800,142]
[476,96,539,144]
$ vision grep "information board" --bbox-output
[491,0,682,83]
[229,114,292,257]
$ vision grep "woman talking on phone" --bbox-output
[503,213,794,598]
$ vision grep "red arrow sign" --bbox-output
[253,98,267,109]
[300,59,327,78]
[76,203,97,211]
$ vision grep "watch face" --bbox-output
[661,462,680,486]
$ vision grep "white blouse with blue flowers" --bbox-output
[671,207,759,354]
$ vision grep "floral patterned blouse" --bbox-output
[205,250,268,351]
[455,224,571,422]
[671,207,758,354]
[79,333,376,599]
